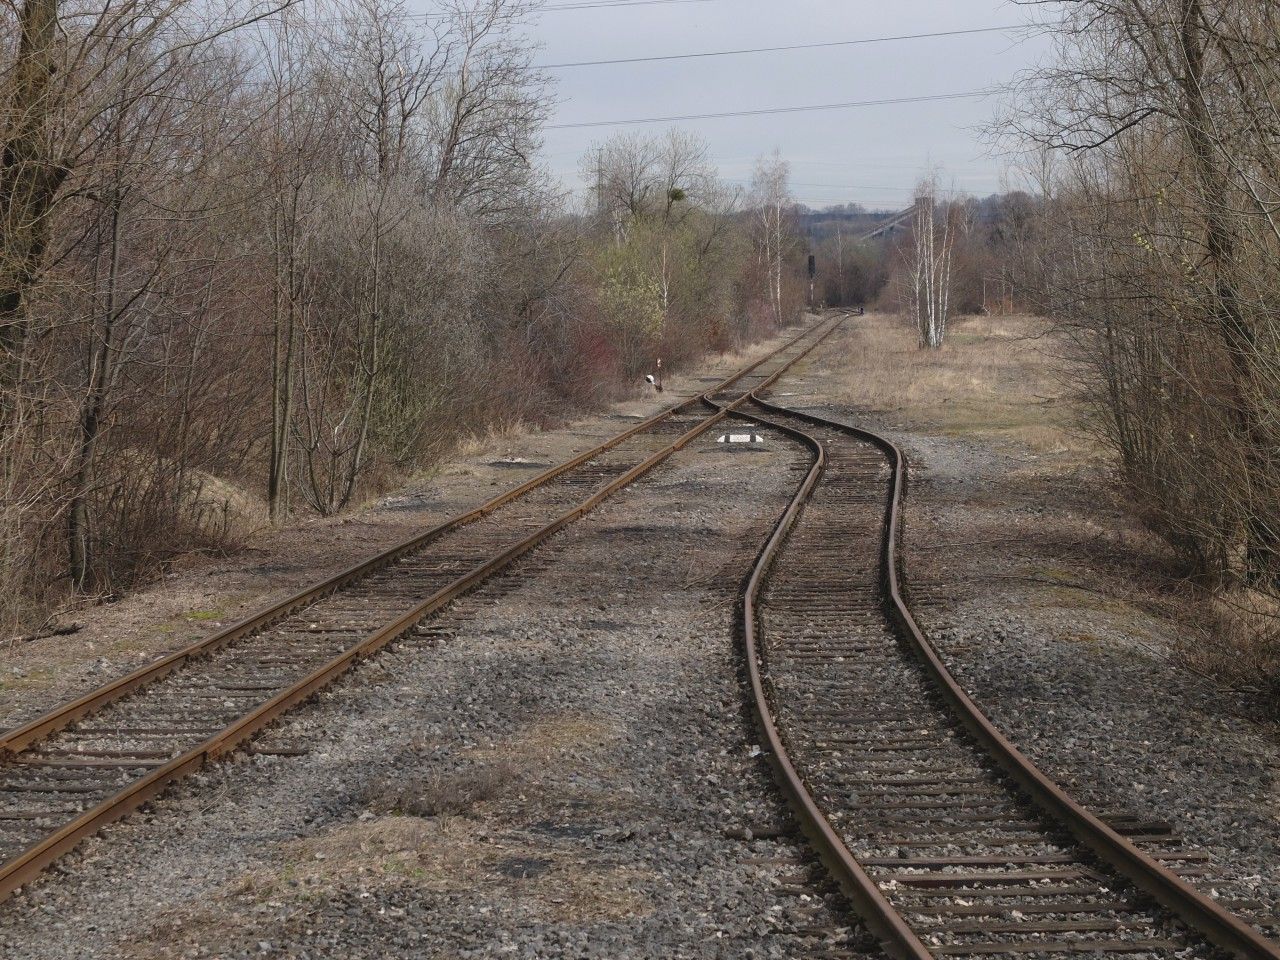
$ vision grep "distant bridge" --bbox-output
[856,202,917,241]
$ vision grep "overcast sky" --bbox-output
[512,0,1052,211]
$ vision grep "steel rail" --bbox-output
[738,391,1280,960]
[0,315,837,760]
[0,315,846,903]
[713,394,934,960]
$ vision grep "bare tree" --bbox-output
[750,149,791,326]
[908,176,957,349]
[0,0,291,419]
[0,0,811,633]
[428,0,548,217]
[252,8,338,523]
[1008,0,1280,590]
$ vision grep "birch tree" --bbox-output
[909,176,956,349]
[750,149,791,326]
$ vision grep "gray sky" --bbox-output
[524,0,1052,211]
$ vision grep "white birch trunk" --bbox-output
[911,179,954,349]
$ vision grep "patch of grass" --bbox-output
[1035,585,1139,617]
[1176,591,1280,718]
[818,312,1098,459]
[134,606,231,649]
[1,664,55,687]
[1061,632,1104,646]
[107,635,154,655]
[362,760,517,818]
[513,713,622,755]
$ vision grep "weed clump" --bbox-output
[361,760,517,818]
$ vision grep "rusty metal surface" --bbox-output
[735,392,1280,960]
[0,320,833,761]
[721,397,934,960]
[0,317,845,903]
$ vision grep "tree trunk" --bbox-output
[337,211,381,512]
[268,190,300,524]
[67,201,123,590]
[1178,0,1276,582]
[0,0,68,429]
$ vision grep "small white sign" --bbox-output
[717,432,764,444]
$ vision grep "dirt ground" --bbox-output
[808,311,1088,458]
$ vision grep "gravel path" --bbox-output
[0,414,880,959]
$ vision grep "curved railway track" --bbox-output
[727,394,1280,960]
[0,315,846,903]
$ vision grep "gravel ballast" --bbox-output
[0,330,799,735]
[5,312,1278,957]
[785,330,1280,938]
[0,416,879,959]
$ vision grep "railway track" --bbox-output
[0,314,846,903]
[730,395,1280,960]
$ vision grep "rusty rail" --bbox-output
[0,316,837,760]
[0,316,844,903]
[720,397,934,959]
[735,390,1280,960]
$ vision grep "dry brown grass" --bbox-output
[362,760,518,818]
[819,312,1095,459]
[814,313,1280,711]
[122,811,652,958]
[1177,591,1280,714]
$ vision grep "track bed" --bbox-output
[0,317,844,901]
[736,398,1277,960]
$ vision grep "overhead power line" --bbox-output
[300,0,721,24]
[538,25,1028,69]
[539,0,720,9]
[547,90,992,129]
[435,0,719,19]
